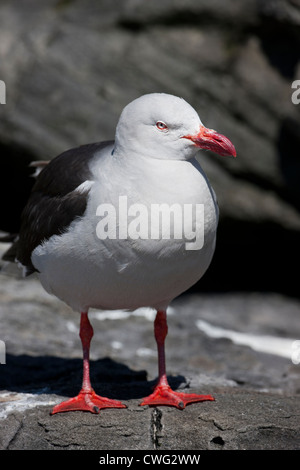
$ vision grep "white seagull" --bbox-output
[4,93,236,413]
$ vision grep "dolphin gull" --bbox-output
[4,93,236,413]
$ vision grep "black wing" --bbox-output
[3,141,113,275]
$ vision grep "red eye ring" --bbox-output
[156,121,168,131]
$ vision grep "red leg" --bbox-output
[140,310,214,409]
[51,312,126,414]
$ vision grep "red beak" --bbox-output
[183,126,236,157]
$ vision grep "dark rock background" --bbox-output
[0,0,300,451]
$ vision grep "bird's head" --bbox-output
[115,93,236,161]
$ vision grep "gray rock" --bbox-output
[0,270,299,450]
[0,0,299,296]
[1,392,299,450]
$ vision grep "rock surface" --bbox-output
[0,265,299,450]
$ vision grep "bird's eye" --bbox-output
[156,121,168,131]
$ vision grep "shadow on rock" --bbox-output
[0,354,186,401]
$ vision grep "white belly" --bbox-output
[32,156,218,312]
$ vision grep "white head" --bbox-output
[114,93,236,161]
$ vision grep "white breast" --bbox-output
[32,154,218,313]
